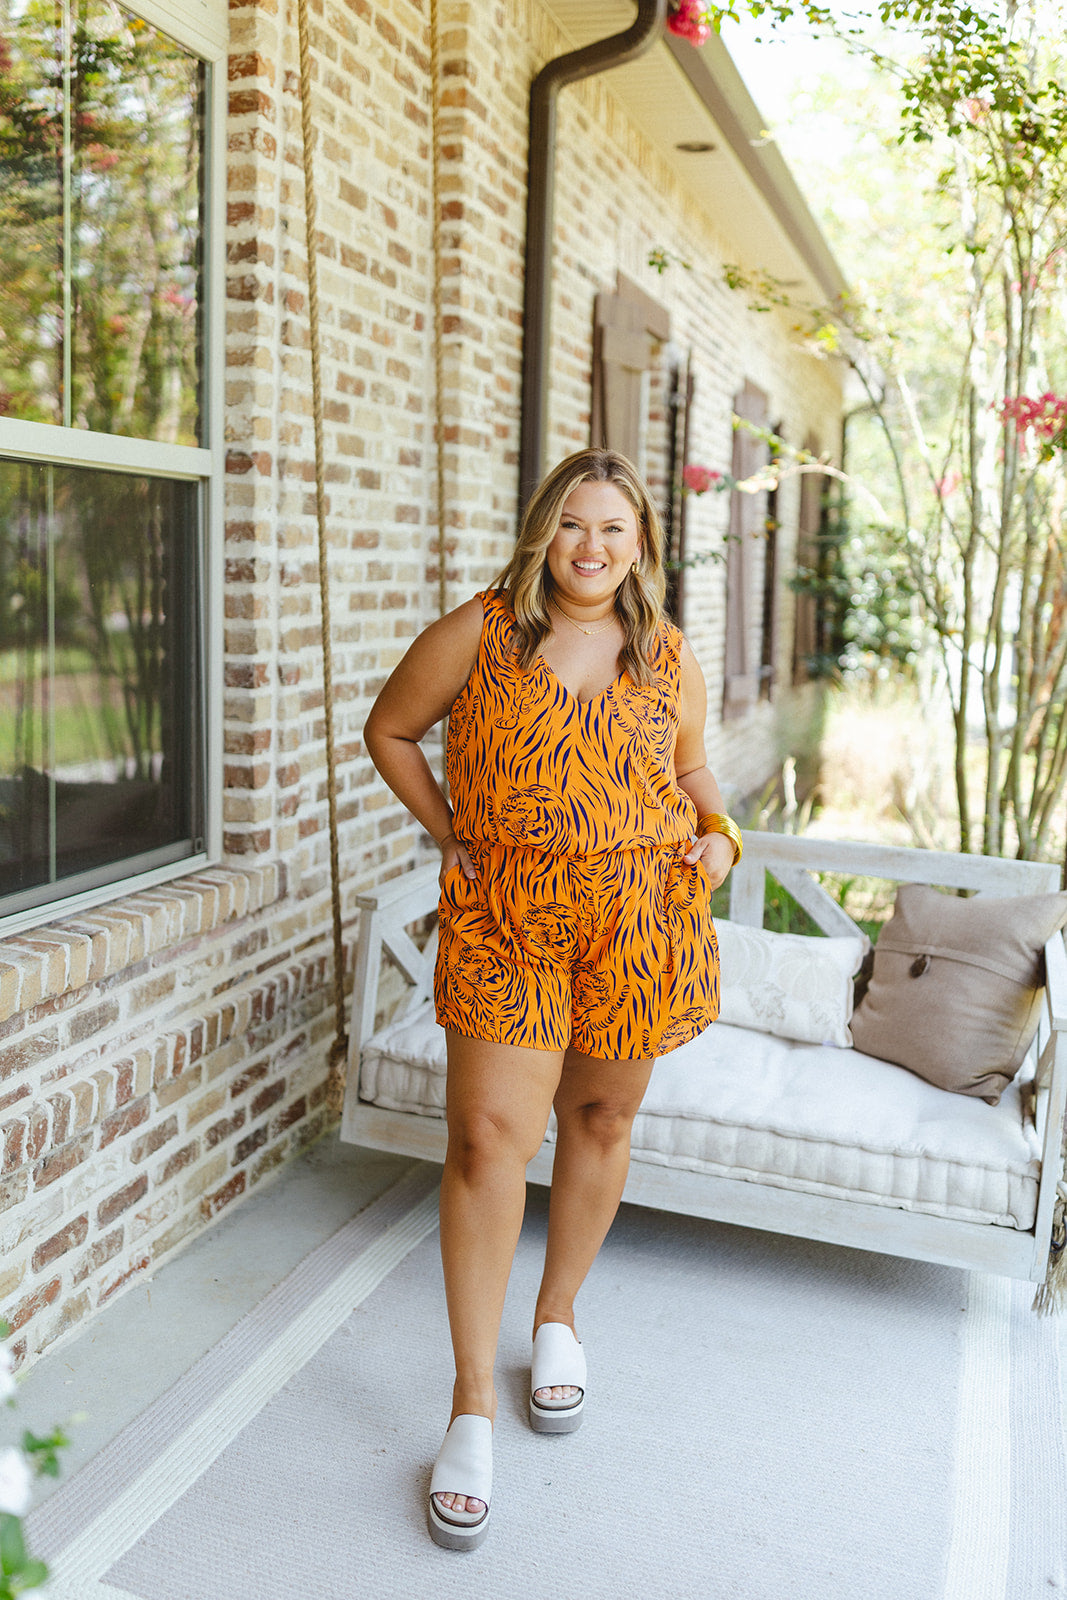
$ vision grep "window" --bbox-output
[723,380,769,719]
[0,0,223,933]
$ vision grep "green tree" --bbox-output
[0,0,202,441]
[705,0,1067,859]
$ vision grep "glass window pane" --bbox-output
[0,459,51,891]
[70,3,204,445]
[0,456,202,909]
[0,0,64,426]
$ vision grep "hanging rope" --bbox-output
[430,0,448,621]
[296,0,348,1116]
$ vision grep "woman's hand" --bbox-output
[440,831,478,886]
[682,829,736,891]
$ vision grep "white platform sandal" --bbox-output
[529,1322,586,1433]
[428,1414,493,1551]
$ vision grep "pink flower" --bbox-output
[682,463,722,494]
[667,1,711,47]
[935,469,961,499]
[84,142,120,172]
[961,96,991,125]
[160,285,194,313]
[998,393,1067,448]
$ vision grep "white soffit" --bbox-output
[541,2,847,309]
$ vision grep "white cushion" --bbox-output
[635,1022,1038,1229]
[715,919,866,1047]
[359,1003,1038,1230]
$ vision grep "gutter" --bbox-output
[518,0,668,514]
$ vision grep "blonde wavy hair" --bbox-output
[496,448,668,689]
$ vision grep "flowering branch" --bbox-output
[998,394,1067,462]
[682,418,893,522]
[666,2,714,47]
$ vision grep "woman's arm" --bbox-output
[363,597,485,879]
[673,637,738,891]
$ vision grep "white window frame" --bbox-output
[0,0,227,939]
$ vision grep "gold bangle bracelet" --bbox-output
[696,812,743,865]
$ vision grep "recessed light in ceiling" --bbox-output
[675,139,716,153]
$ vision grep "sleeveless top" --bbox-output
[446,590,699,857]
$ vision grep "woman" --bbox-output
[363,447,741,1551]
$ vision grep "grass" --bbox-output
[0,667,145,774]
[732,673,1067,938]
[724,870,892,941]
[0,646,99,685]
[808,674,1067,871]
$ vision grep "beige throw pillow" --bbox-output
[849,883,1067,1102]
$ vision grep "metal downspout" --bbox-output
[518,0,668,514]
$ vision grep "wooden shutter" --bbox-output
[591,274,671,467]
[792,433,822,684]
[760,457,780,700]
[723,381,769,720]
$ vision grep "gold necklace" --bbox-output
[550,600,617,638]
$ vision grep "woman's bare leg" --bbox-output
[435,1030,563,1515]
[532,1049,654,1402]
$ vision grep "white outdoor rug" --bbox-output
[31,1161,1066,1600]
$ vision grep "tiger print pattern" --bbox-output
[447,591,698,855]
[435,591,720,1059]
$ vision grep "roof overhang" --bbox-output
[540,3,848,311]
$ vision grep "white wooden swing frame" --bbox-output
[340,832,1067,1286]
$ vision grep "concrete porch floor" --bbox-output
[15,1136,415,1505]
[13,1132,1067,1513]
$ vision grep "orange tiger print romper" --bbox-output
[434,590,720,1060]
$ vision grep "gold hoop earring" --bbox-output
[631,562,639,576]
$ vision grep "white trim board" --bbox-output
[0,420,211,478]
[122,0,227,57]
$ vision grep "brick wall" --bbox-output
[542,62,842,801]
[0,0,844,1369]
[0,866,340,1362]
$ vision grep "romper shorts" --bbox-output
[434,838,720,1060]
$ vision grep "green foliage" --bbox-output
[0,1322,70,1600]
[647,246,692,274]
[0,1514,49,1599]
[715,0,1067,861]
[0,0,202,438]
[736,871,887,940]
[759,875,824,935]
[791,502,924,682]
[0,460,183,779]
[21,1428,69,1481]
[816,873,896,942]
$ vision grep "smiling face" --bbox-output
[544,480,642,613]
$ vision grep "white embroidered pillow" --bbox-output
[715,920,867,1047]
